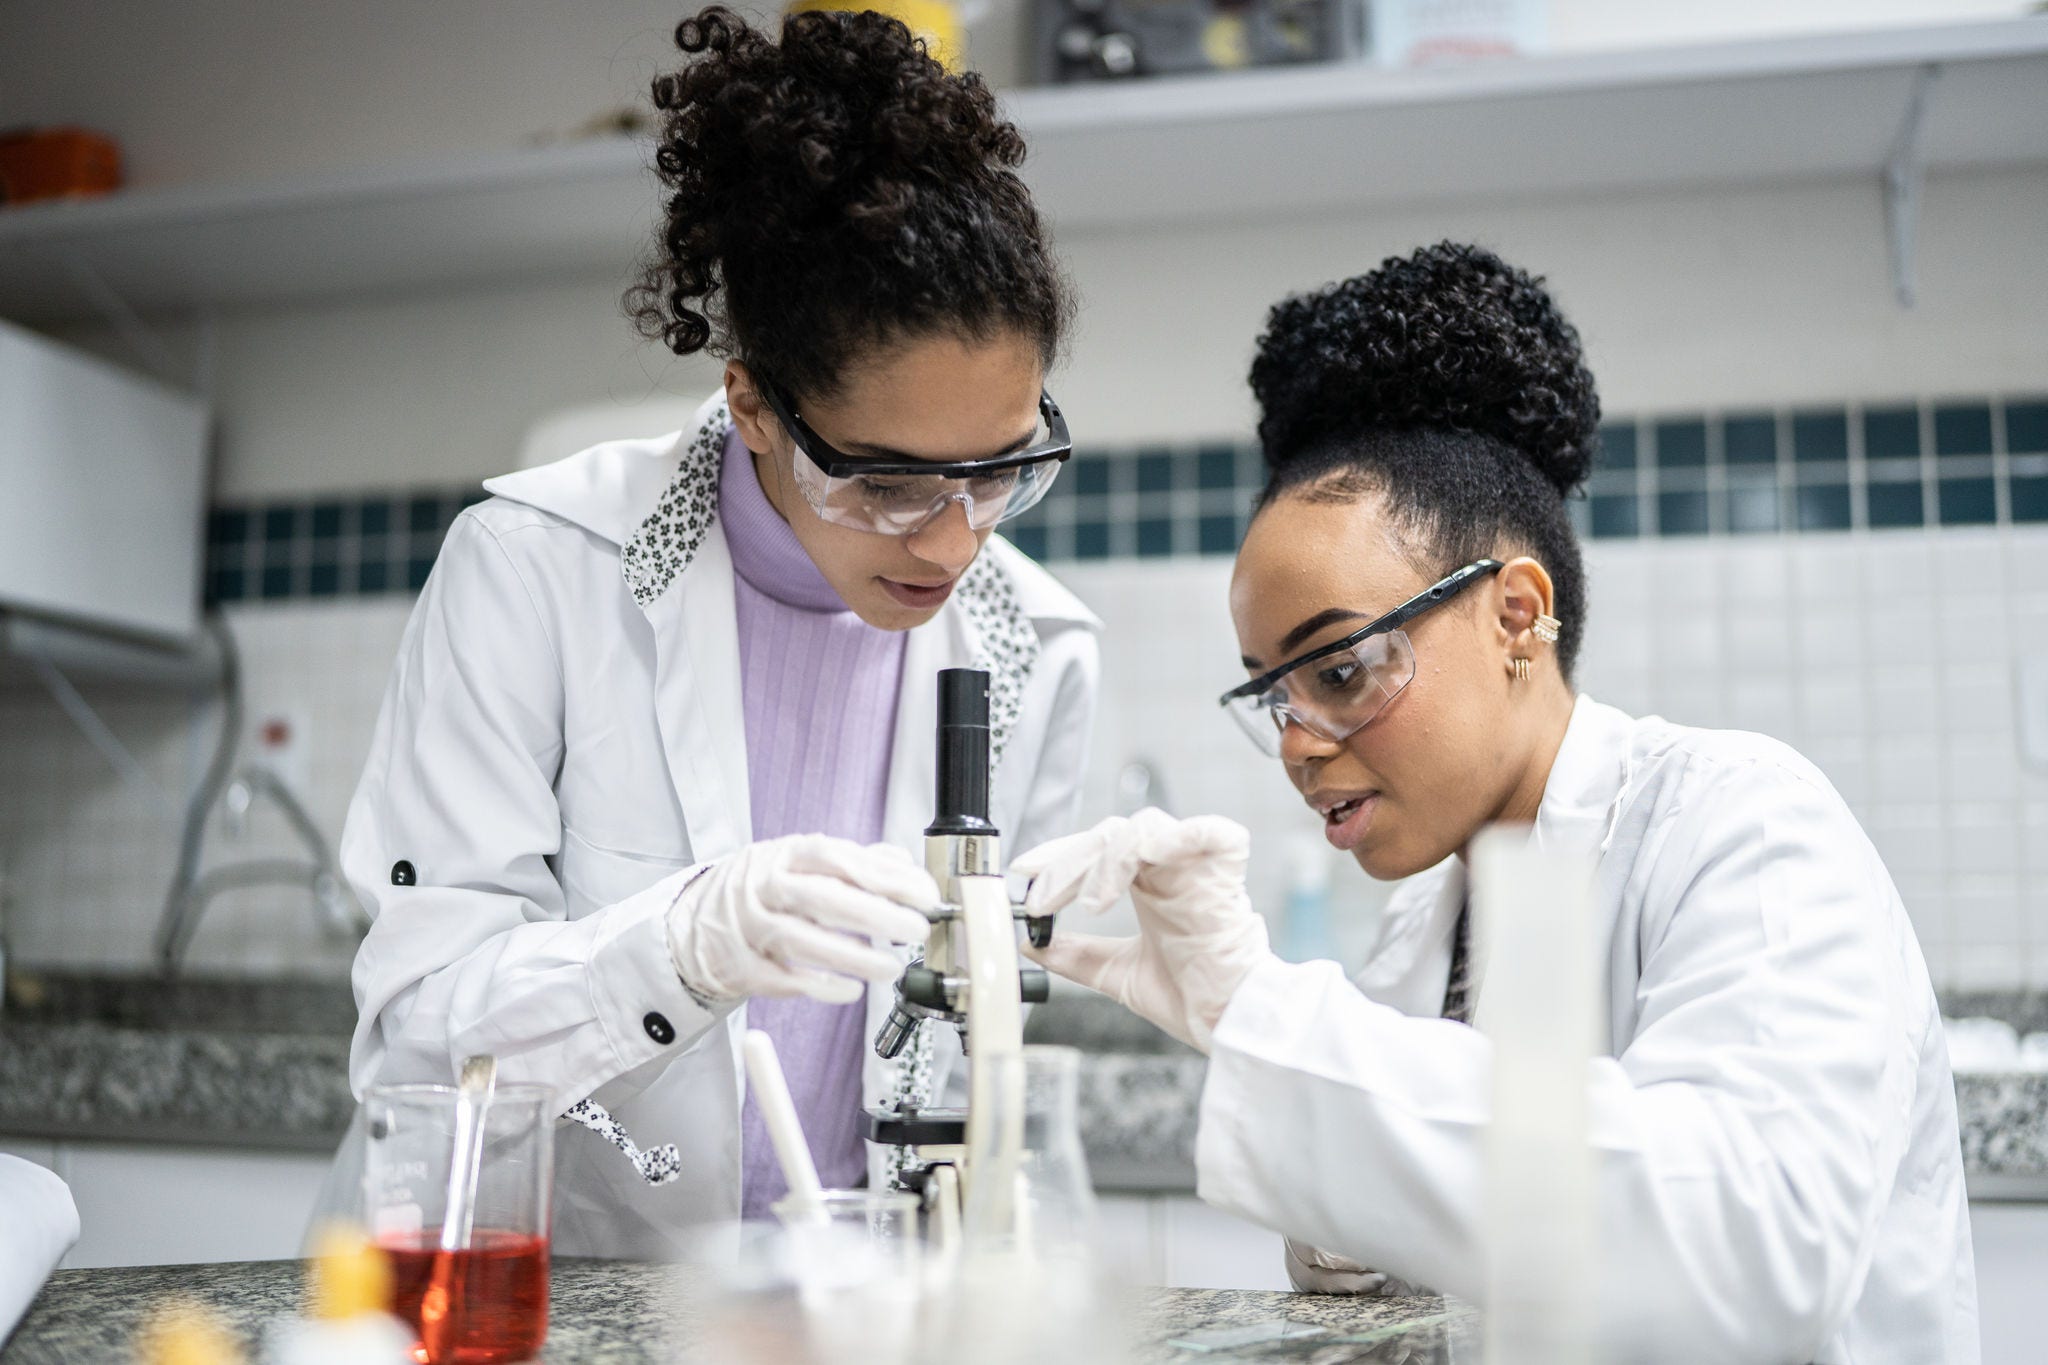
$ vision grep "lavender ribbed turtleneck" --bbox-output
[720,428,909,1219]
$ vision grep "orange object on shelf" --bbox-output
[0,127,123,207]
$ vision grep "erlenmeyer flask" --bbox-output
[938,1046,1114,1365]
[959,1044,1097,1260]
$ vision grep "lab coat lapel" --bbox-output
[1533,695,1632,859]
[1509,694,1636,1052]
[641,522,753,866]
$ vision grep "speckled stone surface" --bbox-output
[1944,990,2048,1037]
[1124,1288,1474,1363]
[4,975,2043,1189]
[0,1021,354,1150]
[1955,1072,2048,1175]
[0,1257,691,1364]
[0,1258,1467,1365]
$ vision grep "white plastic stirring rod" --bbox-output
[743,1029,827,1221]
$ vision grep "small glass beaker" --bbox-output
[773,1189,923,1365]
[361,1082,553,1365]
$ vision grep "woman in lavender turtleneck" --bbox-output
[340,7,1100,1257]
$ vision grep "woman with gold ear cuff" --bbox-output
[1014,244,1975,1363]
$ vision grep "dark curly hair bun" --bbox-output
[1253,241,1600,498]
[627,6,1070,400]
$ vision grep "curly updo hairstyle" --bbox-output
[1249,242,1600,677]
[626,6,1072,402]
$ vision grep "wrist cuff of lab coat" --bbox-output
[587,866,727,1075]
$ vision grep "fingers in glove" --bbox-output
[1143,810,1251,864]
[764,872,932,945]
[1020,928,1136,999]
[754,913,908,983]
[1014,816,1147,921]
[1009,816,1124,885]
[779,837,942,912]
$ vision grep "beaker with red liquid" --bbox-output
[363,1082,553,1365]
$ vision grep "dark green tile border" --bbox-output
[203,393,2048,603]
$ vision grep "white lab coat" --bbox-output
[0,1155,77,1340]
[1196,697,1977,1364]
[340,395,1100,1258]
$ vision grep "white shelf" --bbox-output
[1,18,2043,322]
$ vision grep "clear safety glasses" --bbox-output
[759,378,1071,536]
[1218,560,1505,756]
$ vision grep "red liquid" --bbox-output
[379,1228,550,1365]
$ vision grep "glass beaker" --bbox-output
[773,1189,924,1365]
[361,1082,553,1365]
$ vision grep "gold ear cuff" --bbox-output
[1532,614,1562,644]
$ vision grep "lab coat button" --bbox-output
[391,860,416,886]
[643,1012,676,1045]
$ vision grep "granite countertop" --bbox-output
[0,973,355,1152]
[0,1258,1473,1365]
[3,973,2044,1196]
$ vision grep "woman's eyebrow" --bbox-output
[1276,606,1372,656]
[843,423,1040,464]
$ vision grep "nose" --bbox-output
[1277,713,1341,766]
[904,495,980,573]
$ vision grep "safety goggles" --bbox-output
[758,378,1071,536]
[1218,560,1505,755]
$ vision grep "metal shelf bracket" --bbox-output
[1883,63,1940,309]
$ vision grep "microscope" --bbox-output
[865,668,1051,1247]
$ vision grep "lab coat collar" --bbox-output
[1355,693,1630,999]
[477,393,717,551]
[1532,694,1635,858]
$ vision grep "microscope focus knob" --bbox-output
[1019,968,1050,1004]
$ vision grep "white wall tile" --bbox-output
[1949,945,2021,992]
[7,528,2048,991]
[1863,538,1937,601]
[1871,739,1944,805]
[1798,678,1869,739]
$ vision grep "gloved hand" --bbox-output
[1010,808,1273,1053]
[1284,1238,1418,1296]
[667,834,935,1006]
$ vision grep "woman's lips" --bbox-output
[880,576,957,609]
[1322,794,1381,852]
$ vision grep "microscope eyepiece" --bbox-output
[927,667,997,837]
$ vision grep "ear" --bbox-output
[724,360,780,455]
[1495,556,1556,656]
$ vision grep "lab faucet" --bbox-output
[153,621,363,973]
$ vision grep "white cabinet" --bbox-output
[0,1136,331,1269]
[0,320,208,644]
[1971,1201,2048,1365]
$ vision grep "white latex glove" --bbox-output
[667,834,936,1006]
[1011,808,1273,1053]
[1284,1237,1419,1296]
